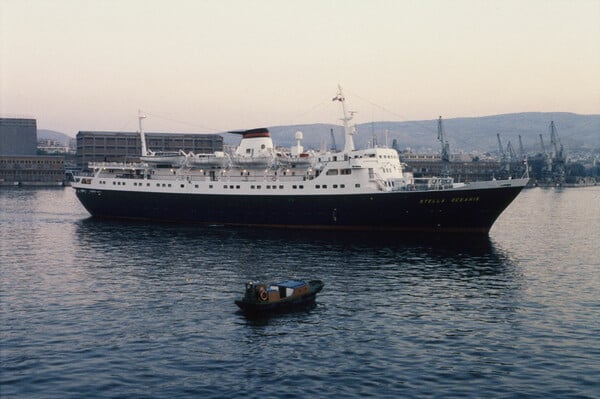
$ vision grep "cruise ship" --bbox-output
[72,87,528,233]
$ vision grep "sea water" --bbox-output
[1,187,599,398]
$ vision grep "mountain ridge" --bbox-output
[37,112,600,154]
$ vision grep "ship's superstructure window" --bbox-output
[341,169,351,175]
[326,169,338,175]
[355,184,360,188]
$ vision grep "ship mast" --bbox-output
[138,110,149,156]
[333,85,355,153]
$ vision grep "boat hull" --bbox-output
[74,181,525,233]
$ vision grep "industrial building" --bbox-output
[0,156,65,185]
[0,118,37,155]
[76,131,223,170]
[399,153,523,182]
[0,118,66,185]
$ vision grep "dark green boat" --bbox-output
[235,280,324,315]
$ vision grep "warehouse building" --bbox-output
[0,155,65,185]
[0,118,37,155]
[76,131,223,170]
[0,118,66,185]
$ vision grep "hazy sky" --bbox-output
[1,0,599,137]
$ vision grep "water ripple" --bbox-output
[1,187,599,398]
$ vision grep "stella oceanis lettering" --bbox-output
[419,196,480,205]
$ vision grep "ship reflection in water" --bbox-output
[73,218,519,289]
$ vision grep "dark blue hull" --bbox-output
[74,185,524,233]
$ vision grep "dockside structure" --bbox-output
[76,131,223,170]
[0,118,66,185]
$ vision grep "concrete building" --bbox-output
[0,118,37,155]
[0,118,66,185]
[399,152,518,182]
[76,131,224,170]
[0,155,65,185]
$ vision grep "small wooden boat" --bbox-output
[235,279,324,315]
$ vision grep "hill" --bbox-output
[246,112,599,154]
[38,112,600,154]
[37,129,74,146]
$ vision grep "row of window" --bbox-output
[100,180,361,190]
[0,159,63,164]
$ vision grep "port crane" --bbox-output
[518,135,525,159]
[437,116,451,176]
[506,141,517,161]
[437,116,450,162]
[549,121,566,183]
[497,133,510,170]
[538,133,553,181]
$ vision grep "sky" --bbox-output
[1,0,599,137]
